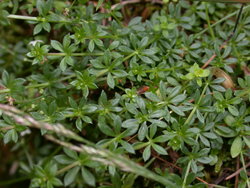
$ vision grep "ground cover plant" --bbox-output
[0,0,250,187]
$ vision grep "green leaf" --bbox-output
[64,148,78,159]
[109,41,120,50]
[152,144,167,155]
[228,105,239,116]
[213,91,224,101]
[88,40,95,52]
[98,120,115,137]
[128,17,142,26]
[4,129,18,143]
[197,157,212,164]
[64,56,74,66]
[203,132,217,139]
[36,0,44,15]
[142,145,151,161]
[34,23,43,35]
[63,34,71,47]
[139,55,154,64]
[215,126,236,138]
[211,85,226,92]
[51,40,63,52]
[112,70,127,77]
[54,155,74,165]
[82,116,92,124]
[64,166,80,186]
[151,120,167,128]
[96,0,104,11]
[81,167,96,186]
[107,73,115,88]
[94,39,104,47]
[76,118,83,131]
[118,46,134,53]
[190,43,201,49]
[42,22,51,32]
[60,59,67,71]
[82,85,89,98]
[169,105,185,116]
[120,140,135,154]
[138,123,147,141]
[196,110,204,123]
[145,92,160,102]
[51,177,63,186]
[153,135,170,143]
[243,137,250,148]
[2,70,9,86]
[230,136,242,158]
[200,135,210,147]
[224,115,235,127]
[122,119,138,128]
[171,94,186,103]
[139,37,149,48]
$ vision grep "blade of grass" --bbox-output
[205,3,216,41]
[194,4,250,39]
[0,104,176,187]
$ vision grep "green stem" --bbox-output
[240,152,250,188]
[96,69,109,78]
[7,14,38,21]
[145,66,188,73]
[184,83,208,125]
[205,3,215,41]
[7,14,70,23]
[0,88,10,94]
[182,160,192,188]
[185,105,197,126]
[123,51,138,62]
[56,161,80,175]
[110,11,123,27]
[0,74,76,94]
[194,5,250,39]
[48,52,104,57]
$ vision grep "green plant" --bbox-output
[0,0,250,188]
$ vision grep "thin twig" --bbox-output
[202,4,244,69]
[225,162,250,180]
[234,156,240,188]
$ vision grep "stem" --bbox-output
[56,161,80,175]
[185,105,197,126]
[0,88,10,94]
[145,66,188,73]
[184,83,208,125]
[0,74,76,94]
[0,126,14,131]
[194,5,250,39]
[123,51,138,62]
[240,152,250,188]
[7,14,38,21]
[205,3,215,41]
[182,160,192,188]
[7,14,70,23]
[96,69,109,78]
[48,52,104,57]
